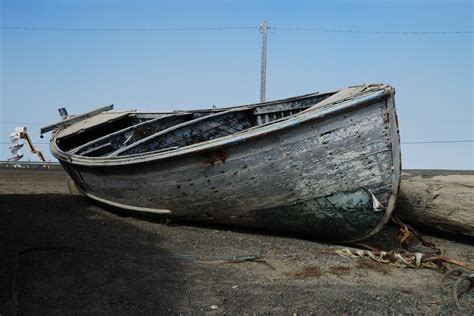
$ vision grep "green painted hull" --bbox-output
[251,188,385,242]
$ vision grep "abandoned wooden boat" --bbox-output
[41,83,401,242]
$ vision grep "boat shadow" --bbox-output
[96,201,474,249]
[0,193,186,314]
[92,199,405,249]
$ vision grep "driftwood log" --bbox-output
[396,170,474,238]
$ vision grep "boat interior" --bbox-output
[56,92,336,158]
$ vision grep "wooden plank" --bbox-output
[80,142,112,156]
[109,107,253,157]
[40,104,114,134]
[128,100,388,187]
[73,113,193,156]
[252,92,334,115]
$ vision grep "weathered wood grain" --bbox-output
[52,84,400,241]
[110,108,254,156]
[71,113,193,155]
[40,104,114,134]
[396,170,474,238]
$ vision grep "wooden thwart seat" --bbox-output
[108,107,255,157]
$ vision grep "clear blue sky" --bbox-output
[1,0,472,169]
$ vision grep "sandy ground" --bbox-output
[0,168,473,314]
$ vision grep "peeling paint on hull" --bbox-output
[47,84,402,242]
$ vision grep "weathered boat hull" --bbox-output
[49,84,401,242]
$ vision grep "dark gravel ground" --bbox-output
[0,168,472,314]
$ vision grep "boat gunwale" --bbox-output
[51,87,394,167]
[54,90,336,157]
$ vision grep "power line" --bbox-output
[0,26,258,32]
[1,122,48,125]
[271,27,473,34]
[1,25,472,34]
[401,140,474,144]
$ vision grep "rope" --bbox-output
[335,248,439,269]
[392,215,438,251]
[342,216,474,309]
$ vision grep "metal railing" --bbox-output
[0,160,62,169]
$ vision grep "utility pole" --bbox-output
[259,20,268,103]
